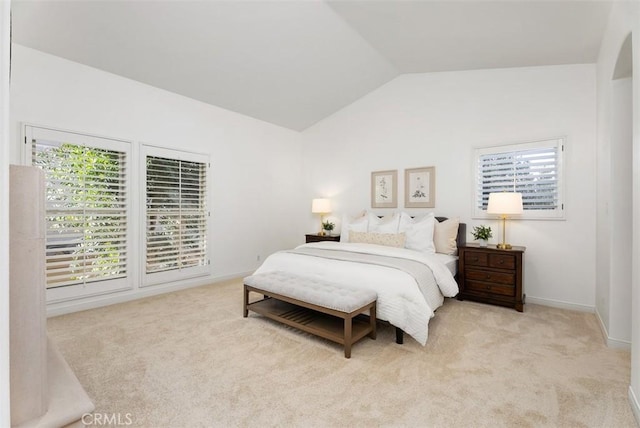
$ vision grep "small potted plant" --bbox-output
[322,220,335,236]
[471,225,492,247]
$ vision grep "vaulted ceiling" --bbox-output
[11,0,612,131]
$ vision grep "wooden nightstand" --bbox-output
[457,244,525,312]
[305,234,340,243]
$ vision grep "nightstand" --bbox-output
[305,234,340,243]
[457,244,525,312]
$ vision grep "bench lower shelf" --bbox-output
[244,289,376,358]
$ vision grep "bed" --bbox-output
[252,213,466,346]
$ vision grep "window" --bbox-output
[27,125,132,300]
[25,125,211,301]
[473,138,564,219]
[142,146,209,286]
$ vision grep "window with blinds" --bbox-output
[474,138,564,219]
[29,129,131,293]
[144,149,209,283]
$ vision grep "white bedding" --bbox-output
[433,253,459,277]
[253,241,459,345]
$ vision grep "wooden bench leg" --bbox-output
[344,316,352,359]
[395,327,404,344]
[243,285,249,318]
[369,304,377,340]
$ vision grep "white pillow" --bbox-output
[339,212,368,243]
[368,212,400,234]
[399,212,436,254]
[434,217,460,255]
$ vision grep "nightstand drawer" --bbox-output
[465,268,515,285]
[489,254,516,270]
[465,251,489,267]
[466,280,515,297]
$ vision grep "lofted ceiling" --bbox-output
[11,0,612,131]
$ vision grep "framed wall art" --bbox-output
[371,170,397,208]
[405,166,435,208]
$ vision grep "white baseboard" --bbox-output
[595,308,609,345]
[629,386,640,425]
[528,296,632,349]
[46,271,251,317]
[594,308,632,349]
[605,337,630,349]
[525,295,595,313]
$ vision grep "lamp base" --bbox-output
[497,216,512,250]
[318,230,326,236]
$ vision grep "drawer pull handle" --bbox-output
[470,257,478,261]
[499,259,504,264]
[486,275,491,280]
[486,285,491,290]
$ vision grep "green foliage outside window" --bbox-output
[34,142,126,287]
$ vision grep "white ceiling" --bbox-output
[11,0,613,131]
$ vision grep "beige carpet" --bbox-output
[47,279,637,427]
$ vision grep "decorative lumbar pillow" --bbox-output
[433,217,460,255]
[349,231,406,248]
[398,212,436,254]
[368,212,400,234]
[339,212,368,243]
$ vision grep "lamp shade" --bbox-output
[311,198,331,214]
[487,192,523,215]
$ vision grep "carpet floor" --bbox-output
[47,279,637,427]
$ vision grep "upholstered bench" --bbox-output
[243,271,377,358]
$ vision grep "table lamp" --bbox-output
[311,198,331,235]
[487,192,523,249]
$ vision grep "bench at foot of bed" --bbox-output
[243,271,377,358]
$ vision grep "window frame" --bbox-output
[140,144,211,287]
[472,137,565,220]
[24,124,134,303]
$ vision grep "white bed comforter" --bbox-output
[253,242,459,345]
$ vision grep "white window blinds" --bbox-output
[30,133,129,289]
[145,152,208,279]
[474,138,564,219]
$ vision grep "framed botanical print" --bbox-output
[405,166,435,208]
[371,170,397,208]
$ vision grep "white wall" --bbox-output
[1,1,12,424]
[9,44,306,314]
[596,1,640,423]
[302,65,597,310]
[597,75,633,349]
[596,14,634,350]
[610,77,632,344]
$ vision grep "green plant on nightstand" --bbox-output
[471,225,492,247]
[322,220,335,235]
